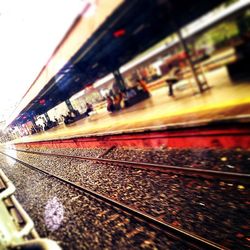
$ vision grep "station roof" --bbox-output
[10,0,227,125]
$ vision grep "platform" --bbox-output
[11,66,250,144]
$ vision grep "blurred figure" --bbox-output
[54,117,59,125]
[125,88,137,99]
[60,115,66,123]
[63,113,74,125]
[84,103,93,117]
[107,96,115,112]
[113,92,124,111]
[86,103,93,112]
[136,79,149,93]
[43,122,47,131]
[69,110,76,118]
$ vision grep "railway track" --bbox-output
[0,150,227,250]
[7,148,250,182]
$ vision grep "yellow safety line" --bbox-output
[153,97,250,119]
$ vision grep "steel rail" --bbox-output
[10,148,250,182]
[0,150,226,250]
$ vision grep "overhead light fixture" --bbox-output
[55,74,64,83]
[91,63,98,69]
[113,29,126,38]
[132,24,145,35]
[39,99,46,105]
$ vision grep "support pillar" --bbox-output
[176,30,207,93]
[165,1,208,94]
[65,99,74,112]
[44,112,50,122]
[30,117,36,127]
[113,69,126,92]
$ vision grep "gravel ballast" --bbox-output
[3,148,250,249]
[0,154,190,250]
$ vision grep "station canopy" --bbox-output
[12,0,226,125]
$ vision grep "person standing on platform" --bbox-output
[54,117,59,125]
